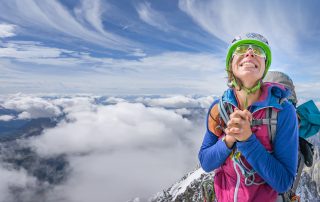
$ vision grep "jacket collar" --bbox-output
[222,82,290,112]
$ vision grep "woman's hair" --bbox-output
[226,61,241,91]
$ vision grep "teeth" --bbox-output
[242,62,254,65]
[240,61,257,68]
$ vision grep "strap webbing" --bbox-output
[250,108,277,144]
[251,118,275,126]
[266,108,271,142]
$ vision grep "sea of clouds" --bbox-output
[0,94,215,202]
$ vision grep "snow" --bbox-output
[169,168,205,200]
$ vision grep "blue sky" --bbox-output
[0,0,320,101]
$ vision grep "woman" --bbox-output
[199,33,298,202]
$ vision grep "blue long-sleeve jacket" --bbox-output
[198,83,299,193]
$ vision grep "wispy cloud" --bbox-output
[0,114,14,121]
[0,0,138,52]
[178,0,313,54]
[136,2,173,32]
[177,0,320,100]
[0,41,68,58]
[0,23,16,38]
[0,41,85,66]
[0,40,224,71]
[130,48,147,57]
[0,41,227,95]
[75,0,105,34]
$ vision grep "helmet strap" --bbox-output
[231,77,261,109]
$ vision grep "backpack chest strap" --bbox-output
[251,118,277,126]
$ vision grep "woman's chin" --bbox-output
[236,73,261,84]
[237,71,259,78]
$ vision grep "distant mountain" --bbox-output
[0,122,69,201]
[0,117,60,141]
[0,104,69,201]
[0,104,64,141]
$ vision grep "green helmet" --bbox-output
[226,33,272,78]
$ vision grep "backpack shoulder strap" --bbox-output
[268,97,287,144]
[250,107,277,144]
[269,108,278,144]
[273,98,305,201]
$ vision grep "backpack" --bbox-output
[201,71,319,202]
[263,71,318,201]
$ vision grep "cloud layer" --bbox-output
[1,94,62,119]
[0,94,212,201]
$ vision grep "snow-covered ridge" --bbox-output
[169,168,205,201]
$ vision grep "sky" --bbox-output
[0,0,319,101]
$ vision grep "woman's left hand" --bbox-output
[225,108,253,141]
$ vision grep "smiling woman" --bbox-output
[198,33,299,202]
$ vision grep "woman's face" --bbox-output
[231,47,266,87]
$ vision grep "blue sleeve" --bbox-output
[237,101,299,193]
[198,100,233,172]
